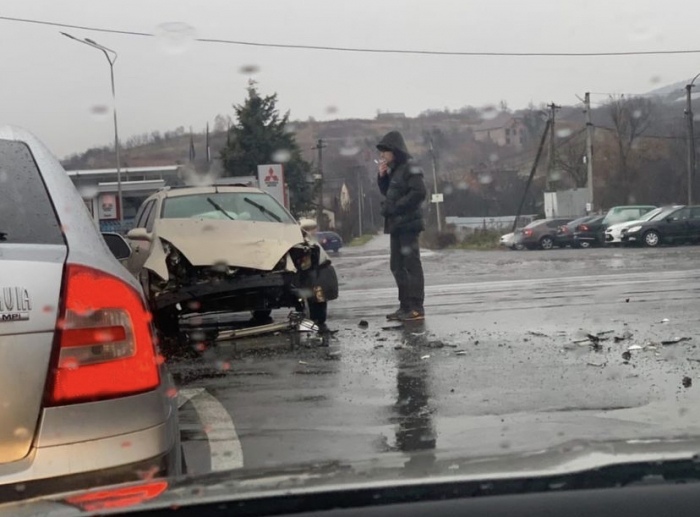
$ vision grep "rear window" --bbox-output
[0,140,63,245]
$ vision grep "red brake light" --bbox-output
[65,481,168,512]
[579,224,590,231]
[46,264,160,406]
[524,229,533,237]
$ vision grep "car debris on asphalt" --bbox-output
[661,337,692,345]
[358,320,369,329]
[421,355,431,360]
[683,376,693,388]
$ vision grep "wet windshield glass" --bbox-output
[162,192,294,223]
[5,0,700,514]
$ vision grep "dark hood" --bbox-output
[377,131,412,159]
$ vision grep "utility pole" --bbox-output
[686,82,698,205]
[428,136,443,232]
[546,102,561,191]
[314,139,327,230]
[356,167,364,237]
[513,119,552,233]
[584,93,595,211]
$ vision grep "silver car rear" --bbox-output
[0,127,179,492]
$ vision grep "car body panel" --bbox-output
[151,218,305,272]
[603,207,680,244]
[317,232,343,252]
[514,219,572,248]
[0,126,178,486]
[622,206,700,245]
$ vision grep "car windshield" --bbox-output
[162,192,294,223]
[6,1,700,515]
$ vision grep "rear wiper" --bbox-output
[244,197,282,222]
[206,197,235,220]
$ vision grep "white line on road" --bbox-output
[178,388,244,471]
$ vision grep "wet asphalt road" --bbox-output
[172,236,700,476]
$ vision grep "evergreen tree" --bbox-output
[220,83,313,215]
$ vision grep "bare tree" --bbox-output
[606,95,653,202]
[556,136,588,188]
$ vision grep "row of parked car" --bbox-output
[500,204,700,250]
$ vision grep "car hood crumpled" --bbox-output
[155,218,306,271]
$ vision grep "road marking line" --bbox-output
[177,388,244,471]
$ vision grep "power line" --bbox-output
[4,15,700,57]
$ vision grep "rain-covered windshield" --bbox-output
[162,192,294,223]
[4,0,700,514]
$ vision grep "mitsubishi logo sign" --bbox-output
[257,164,287,208]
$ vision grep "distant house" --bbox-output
[473,113,527,149]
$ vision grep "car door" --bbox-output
[663,207,691,242]
[690,207,700,241]
[125,199,158,276]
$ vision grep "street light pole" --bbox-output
[685,72,700,206]
[61,32,123,224]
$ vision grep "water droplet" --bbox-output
[137,465,160,481]
[121,441,132,448]
[272,149,292,163]
[78,185,99,199]
[195,342,207,352]
[155,22,196,55]
[13,427,29,439]
[239,64,260,75]
[489,153,499,163]
[220,361,231,371]
[285,123,297,134]
[60,357,79,370]
[212,261,228,273]
[443,184,454,195]
[187,300,202,310]
[400,246,412,256]
[649,75,662,85]
[480,105,498,121]
[0,170,7,183]
[339,145,360,157]
[556,128,573,138]
[632,109,643,119]
[166,388,178,398]
[627,194,637,204]
[154,355,165,365]
[627,15,655,42]
[457,181,469,190]
[42,305,53,313]
[478,173,493,185]
[14,484,25,493]
[95,330,116,342]
[89,104,110,121]
[550,171,562,182]
[325,106,338,115]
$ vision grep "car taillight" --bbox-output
[579,224,590,231]
[46,264,160,406]
[524,229,533,237]
[321,238,327,244]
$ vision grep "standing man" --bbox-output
[377,131,426,321]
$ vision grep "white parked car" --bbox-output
[499,232,525,250]
[605,206,683,244]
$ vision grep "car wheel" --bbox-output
[643,230,661,248]
[540,236,555,250]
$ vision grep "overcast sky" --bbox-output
[1,0,698,158]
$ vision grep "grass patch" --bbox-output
[451,229,501,250]
[348,234,375,247]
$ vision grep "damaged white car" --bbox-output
[123,186,338,336]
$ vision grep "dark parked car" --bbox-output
[556,215,601,248]
[621,206,700,247]
[317,231,344,253]
[515,218,573,250]
[572,215,606,248]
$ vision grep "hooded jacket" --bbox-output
[376,131,426,234]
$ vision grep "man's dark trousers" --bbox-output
[390,231,424,312]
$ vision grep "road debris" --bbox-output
[627,345,643,351]
[661,318,670,324]
[298,361,308,365]
[683,376,693,388]
[614,331,633,343]
[374,344,384,349]
[455,350,468,356]
[587,361,607,368]
[662,337,692,345]
[427,340,445,348]
[421,355,431,360]
[626,298,630,303]
[382,324,404,331]
[394,345,405,350]
[358,320,369,329]
[622,351,632,362]
[528,331,548,338]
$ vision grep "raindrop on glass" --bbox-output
[556,128,573,138]
[13,427,29,439]
[78,185,98,199]
[325,106,339,115]
[443,184,454,195]
[89,104,110,121]
[400,246,412,256]
[166,388,178,398]
[480,105,498,121]
[272,149,292,163]
[457,181,469,190]
[649,75,662,85]
[155,22,197,55]
[489,153,499,163]
[239,64,260,75]
[632,109,643,119]
[550,171,562,182]
[42,305,53,313]
[339,145,360,157]
[478,173,493,185]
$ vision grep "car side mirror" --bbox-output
[126,228,151,241]
[102,233,132,260]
